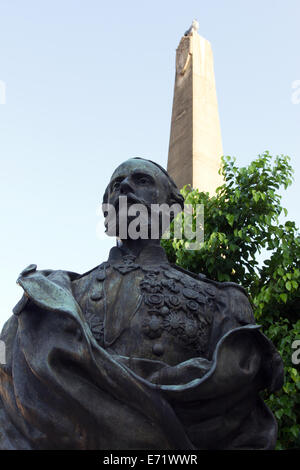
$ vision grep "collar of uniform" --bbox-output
[107,243,169,266]
[137,243,168,266]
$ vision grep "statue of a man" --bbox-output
[0,158,283,450]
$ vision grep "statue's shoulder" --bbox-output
[71,262,109,302]
[16,264,81,282]
[170,263,255,325]
[170,263,246,293]
[12,264,82,315]
[73,261,109,282]
[72,265,99,282]
[15,262,108,290]
[12,262,108,318]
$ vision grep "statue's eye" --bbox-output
[137,176,149,185]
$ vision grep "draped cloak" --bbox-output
[0,246,284,450]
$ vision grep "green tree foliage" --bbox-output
[162,151,300,449]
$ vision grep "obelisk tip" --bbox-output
[184,19,199,37]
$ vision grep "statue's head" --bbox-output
[102,158,184,240]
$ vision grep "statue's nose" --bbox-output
[120,177,134,195]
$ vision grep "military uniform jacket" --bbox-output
[0,244,283,450]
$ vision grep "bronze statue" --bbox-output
[0,158,283,449]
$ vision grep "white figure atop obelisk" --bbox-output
[167,21,223,194]
[184,19,199,36]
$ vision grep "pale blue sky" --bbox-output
[0,0,299,328]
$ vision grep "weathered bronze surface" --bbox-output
[0,158,283,449]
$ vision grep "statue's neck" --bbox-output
[117,238,162,258]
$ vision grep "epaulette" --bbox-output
[73,262,109,280]
[73,266,99,281]
[171,263,248,295]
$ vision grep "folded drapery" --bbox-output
[0,269,283,450]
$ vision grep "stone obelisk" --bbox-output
[167,21,223,194]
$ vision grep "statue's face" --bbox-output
[107,159,169,209]
[103,159,171,239]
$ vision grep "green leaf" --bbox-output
[280,293,288,303]
[286,281,292,291]
[226,214,235,227]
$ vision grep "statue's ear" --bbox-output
[168,194,184,210]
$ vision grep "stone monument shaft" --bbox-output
[167,25,223,194]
